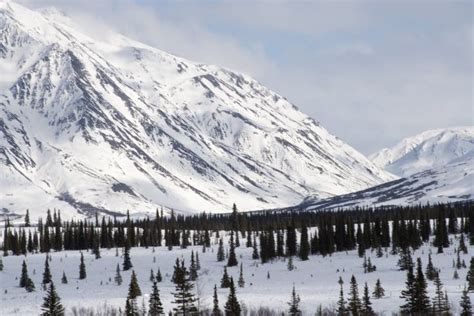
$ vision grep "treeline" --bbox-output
[2,201,473,257]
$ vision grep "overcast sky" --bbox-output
[20,0,473,154]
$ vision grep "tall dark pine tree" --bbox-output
[115,263,123,285]
[224,277,241,315]
[42,255,52,289]
[172,259,197,314]
[79,252,86,280]
[372,279,385,299]
[362,282,374,315]
[299,225,309,261]
[227,232,238,267]
[413,258,430,314]
[217,238,225,262]
[286,224,297,257]
[148,280,163,315]
[400,263,415,314]
[347,275,362,316]
[287,285,301,315]
[337,277,346,315]
[432,272,449,314]
[220,267,231,288]
[237,263,245,288]
[460,285,472,316]
[24,209,30,227]
[41,282,65,316]
[190,251,198,281]
[128,270,142,299]
[425,253,437,281]
[467,257,474,291]
[212,284,222,316]
[123,242,133,271]
[19,259,34,291]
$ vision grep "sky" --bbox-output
[19,0,473,154]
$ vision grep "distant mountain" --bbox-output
[0,1,394,220]
[370,127,474,177]
[290,127,474,211]
[291,151,473,211]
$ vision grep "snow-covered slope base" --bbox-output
[0,1,394,219]
[1,232,472,314]
[370,127,474,178]
[295,153,473,211]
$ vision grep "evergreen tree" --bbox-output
[190,251,198,281]
[125,297,139,316]
[220,267,231,288]
[460,233,468,254]
[156,269,162,283]
[426,253,437,281]
[224,277,241,315]
[24,209,30,227]
[467,257,474,291]
[337,277,346,315]
[347,275,362,316]
[237,263,245,288]
[287,256,295,271]
[115,263,123,285]
[287,285,301,315]
[172,259,197,314]
[362,282,374,315]
[79,252,86,279]
[460,285,472,316]
[19,260,30,288]
[432,272,449,314]
[0,256,3,271]
[41,282,65,316]
[128,270,142,299]
[212,284,222,316]
[148,280,163,315]
[252,235,259,260]
[299,225,309,261]
[227,232,238,267]
[42,255,52,289]
[400,263,415,314]
[61,271,68,284]
[372,279,385,299]
[217,238,225,262]
[123,243,133,271]
[413,257,430,313]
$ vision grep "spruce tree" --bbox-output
[227,232,238,267]
[156,269,162,283]
[128,270,142,299]
[224,277,241,315]
[299,225,309,261]
[220,267,231,288]
[148,280,163,315]
[287,256,295,271]
[237,263,245,288]
[288,285,301,315]
[125,297,139,316]
[432,272,449,314]
[217,238,225,262]
[425,253,437,281]
[19,260,30,288]
[467,257,474,291]
[413,257,430,313]
[42,255,52,289]
[115,263,123,285]
[25,209,30,227]
[337,277,346,315]
[79,252,86,280]
[212,284,222,316]
[252,235,259,260]
[123,243,133,271]
[460,285,472,316]
[41,282,65,316]
[61,271,68,284]
[0,256,3,271]
[400,263,415,313]
[362,282,374,315]
[172,259,197,314]
[347,275,362,315]
[190,251,198,281]
[372,279,385,299]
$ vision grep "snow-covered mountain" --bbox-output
[289,127,474,211]
[0,1,394,220]
[290,151,473,211]
[370,127,474,178]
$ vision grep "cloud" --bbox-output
[18,0,473,154]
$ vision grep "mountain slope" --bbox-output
[370,127,474,177]
[290,152,473,211]
[0,1,394,220]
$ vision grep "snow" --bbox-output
[0,1,395,220]
[1,230,472,315]
[370,127,474,178]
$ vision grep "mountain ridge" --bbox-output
[0,1,394,220]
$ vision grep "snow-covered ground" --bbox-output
[1,231,472,315]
